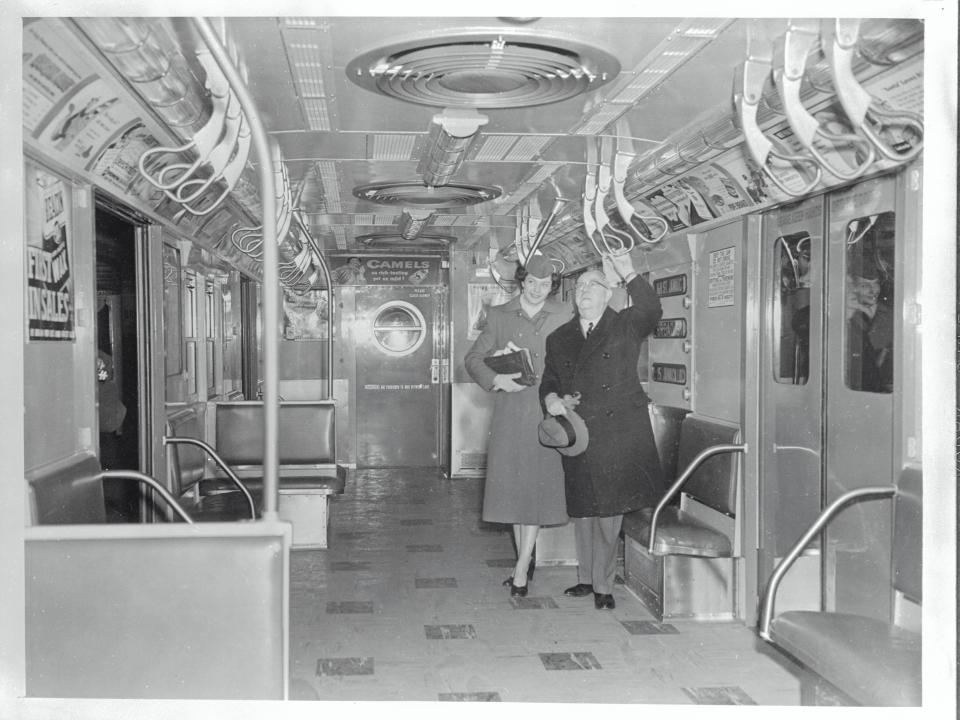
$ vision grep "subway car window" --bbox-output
[372,302,426,356]
[184,271,198,396]
[162,244,182,377]
[205,279,217,395]
[844,212,895,393]
[774,231,813,385]
[221,279,241,395]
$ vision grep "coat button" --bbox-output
[602,352,611,359]
[602,383,610,390]
[606,410,615,417]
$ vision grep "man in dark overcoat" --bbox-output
[540,252,664,609]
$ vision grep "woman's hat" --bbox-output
[523,253,556,278]
[538,410,588,456]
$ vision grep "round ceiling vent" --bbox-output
[358,233,452,248]
[346,31,620,108]
[353,181,501,208]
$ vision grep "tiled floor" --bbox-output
[288,468,803,704]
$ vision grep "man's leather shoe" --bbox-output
[563,583,593,597]
[593,593,615,609]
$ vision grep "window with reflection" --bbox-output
[372,302,425,356]
[162,245,182,377]
[844,212,895,393]
[221,278,241,393]
[773,231,814,385]
[205,280,216,394]
[184,272,198,396]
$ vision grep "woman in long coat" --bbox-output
[464,254,572,596]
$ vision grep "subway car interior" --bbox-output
[2,5,956,719]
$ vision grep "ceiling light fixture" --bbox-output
[418,108,489,187]
[399,208,434,239]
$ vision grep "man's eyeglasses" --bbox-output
[574,279,609,293]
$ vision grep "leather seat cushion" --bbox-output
[622,507,731,557]
[198,472,345,495]
[186,491,260,522]
[770,611,921,706]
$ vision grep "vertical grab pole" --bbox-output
[192,17,279,519]
[298,216,334,399]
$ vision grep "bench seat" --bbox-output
[166,402,346,543]
[621,414,744,621]
[622,506,732,558]
[759,468,922,706]
[768,611,920,706]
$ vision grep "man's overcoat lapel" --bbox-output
[574,307,615,369]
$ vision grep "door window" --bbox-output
[371,301,426,356]
[773,231,814,385]
[843,212,895,393]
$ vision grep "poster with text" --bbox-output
[329,255,442,285]
[23,19,90,137]
[26,167,75,341]
[707,246,737,308]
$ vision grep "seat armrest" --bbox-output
[758,485,896,640]
[647,443,746,553]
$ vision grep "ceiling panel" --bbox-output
[225,16,736,255]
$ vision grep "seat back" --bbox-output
[26,521,290,699]
[165,406,207,495]
[215,401,337,467]
[26,453,105,525]
[676,415,741,517]
[647,404,690,485]
[892,466,922,603]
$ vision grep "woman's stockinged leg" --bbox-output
[512,524,539,588]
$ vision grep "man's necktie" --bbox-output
[586,321,594,338]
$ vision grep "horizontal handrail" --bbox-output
[164,436,257,520]
[757,484,896,640]
[647,442,748,553]
[97,470,194,524]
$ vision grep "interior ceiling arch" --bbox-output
[225,17,743,254]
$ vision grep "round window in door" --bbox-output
[371,301,427,357]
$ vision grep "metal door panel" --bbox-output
[355,285,439,467]
[824,176,897,620]
[758,197,825,585]
[690,221,744,421]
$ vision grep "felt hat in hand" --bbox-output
[538,409,588,456]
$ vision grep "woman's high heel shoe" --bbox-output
[509,578,528,597]
[503,550,537,586]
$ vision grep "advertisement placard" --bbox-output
[26,166,75,341]
[329,255,443,286]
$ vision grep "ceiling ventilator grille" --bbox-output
[358,233,453,248]
[346,32,620,108]
[353,181,501,208]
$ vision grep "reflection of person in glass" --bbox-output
[845,266,891,392]
[464,254,573,598]
[779,234,814,384]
